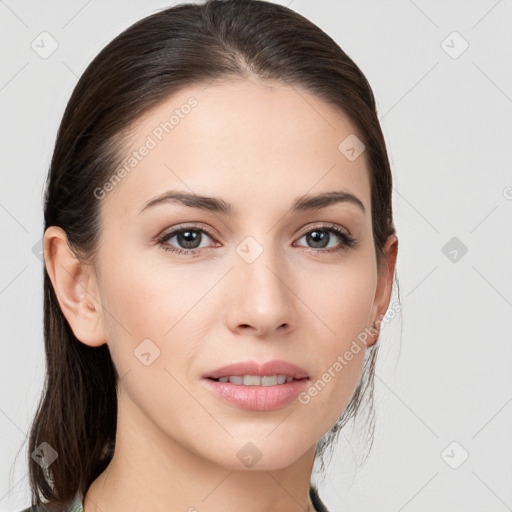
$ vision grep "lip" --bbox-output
[203,359,309,380]
[202,376,309,411]
[201,359,309,411]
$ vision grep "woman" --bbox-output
[19,0,398,510]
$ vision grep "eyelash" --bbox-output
[156,222,357,257]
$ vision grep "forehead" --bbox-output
[101,78,371,219]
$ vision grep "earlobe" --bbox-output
[43,226,106,347]
[367,234,399,347]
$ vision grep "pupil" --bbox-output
[307,230,328,248]
[178,230,200,249]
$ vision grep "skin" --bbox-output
[44,77,398,512]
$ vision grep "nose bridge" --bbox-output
[229,233,294,332]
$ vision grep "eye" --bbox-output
[157,224,218,256]
[156,222,357,257]
[294,223,357,254]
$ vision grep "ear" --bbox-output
[367,234,398,347]
[43,226,107,347]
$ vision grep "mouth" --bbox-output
[206,375,306,385]
[201,360,310,411]
[203,359,309,381]
[202,376,309,411]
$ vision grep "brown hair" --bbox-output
[13,0,398,508]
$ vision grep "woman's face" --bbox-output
[86,78,396,471]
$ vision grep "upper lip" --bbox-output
[204,359,309,380]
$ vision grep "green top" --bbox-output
[21,484,329,511]
[21,493,83,512]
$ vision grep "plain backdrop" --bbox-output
[1,1,511,511]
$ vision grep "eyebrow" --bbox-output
[138,189,366,215]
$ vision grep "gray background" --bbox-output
[1,0,511,511]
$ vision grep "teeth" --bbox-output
[215,374,295,385]
[244,375,262,386]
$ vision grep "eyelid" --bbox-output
[157,222,219,241]
[295,221,352,239]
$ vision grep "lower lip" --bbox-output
[201,377,309,411]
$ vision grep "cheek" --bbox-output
[96,255,176,367]
[97,254,220,377]
[300,257,377,344]
[294,259,376,417]
[100,250,199,331]
[96,257,208,419]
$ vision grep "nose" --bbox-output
[225,240,296,338]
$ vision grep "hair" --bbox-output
[12,0,399,509]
